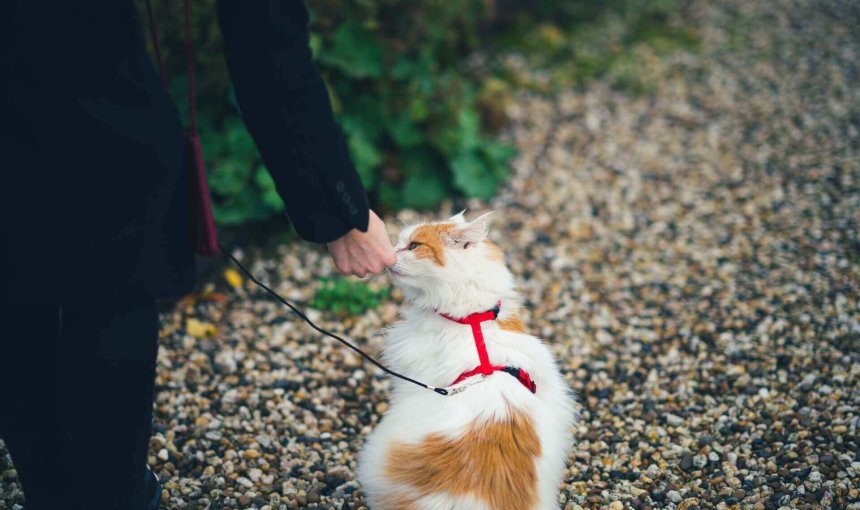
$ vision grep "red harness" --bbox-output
[438,302,537,394]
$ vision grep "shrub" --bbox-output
[139,0,697,225]
[138,0,516,225]
[490,0,700,93]
[311,277,390,316]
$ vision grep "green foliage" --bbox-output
[137,0,697,226]
[138,0,516,226]
[313,1,518,210]
[491,0,700,93]
[201,116,286,225]
[318,21,385,79]
[311,277,390,316]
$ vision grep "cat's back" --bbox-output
[358,343,574,510]
[359,387,548,510]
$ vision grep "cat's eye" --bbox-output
[407,242,420,250]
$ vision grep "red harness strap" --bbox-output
[439,302,537,394]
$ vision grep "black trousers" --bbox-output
[0,301,159,510]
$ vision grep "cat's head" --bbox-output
[388,211,516,314]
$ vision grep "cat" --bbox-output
[357,211,578,510]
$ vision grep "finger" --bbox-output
[368,239,395,267]
[354,272,367,279]
[381,249,397,267]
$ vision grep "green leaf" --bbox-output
[341,118,381,188]
[403,170,447,208]
[319,21,384,79]
[309,33,323,59]
[399,147,448,208]
[254,166,285,211]
[225,123,257,163]
[342,97,385,140]
[451,150,497,198]
[208,160,248,195]
[407,96,430,122]
[457,107,481,151]
[385,113,423,148]
[311,277,390,316]
[377,181,403,210]
[326,80,343,115]
[213,191,257,225]
[391,57,416,80]
[482,140,518,167]
[212,203,248,225]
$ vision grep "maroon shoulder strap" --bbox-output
[143,0,220,257]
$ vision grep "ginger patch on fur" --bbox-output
[409,223,454,266]
[375,492,419,510]
[384,410,541,510]
[483,240,505,262]
[497,313,527,333]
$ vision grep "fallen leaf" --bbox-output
[186,318,217,338]
[224,268,243,289]
[207,292,229,303]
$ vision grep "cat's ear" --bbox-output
[448,209,467,224]
[449,211,493,248]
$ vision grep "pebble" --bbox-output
[256,434,272,449]
[799,374,816,390]
[680,452,694,471]
[666,413,684,427]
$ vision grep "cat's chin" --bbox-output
[388,266,421,281]
[386,268,414,288]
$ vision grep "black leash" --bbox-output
[218,244,450,396]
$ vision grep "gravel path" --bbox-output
[2,1,858,509]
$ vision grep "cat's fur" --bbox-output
[357,211,577,510]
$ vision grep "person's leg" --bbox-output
[0,305,68,510]
[58,299,159,510]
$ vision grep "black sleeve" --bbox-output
[217,0,369,243]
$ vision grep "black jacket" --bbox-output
[1,0,369,304]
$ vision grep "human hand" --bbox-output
[327,210,396,278]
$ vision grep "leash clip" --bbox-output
[444,374,488,395]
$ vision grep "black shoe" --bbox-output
[145,466,162,510]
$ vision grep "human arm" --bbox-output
[217,0,369,244]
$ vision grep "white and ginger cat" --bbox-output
[357,211,577,510]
